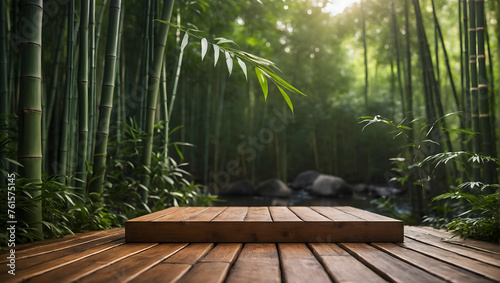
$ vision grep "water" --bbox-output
[213,190,412,218]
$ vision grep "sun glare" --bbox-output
[321,0,360,16]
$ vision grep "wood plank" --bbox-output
[411,226,500,255]
[310,206,363,221]
[405,226,500,267]
[0,228,124,263]
[164,243,214,264]
[126,207,183,222]
[340,243,447,283]
[336,206,400,222]
[244,207,272,221]
[23,243,156,283]
[153,207,208,222]
[373,242,493,283]
[130,243,214,283]
[77,243,188,283]
[5,231,124,272]
[289,206,331,221]
[176,262,231,283]
[212,207,248,221]
[269,206,302,221]
[129,263,191,283]
[184,207,227,222]
[309,243,386,283]
[279,243,332,283]
[225,244,280,283]
[400,237,500,281]
[0,240,125,283]
[200,243,242,264]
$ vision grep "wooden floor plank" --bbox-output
[410,226,500,255]
[164,243,214,264]
[128,243,214,283]
[200,243,242,264]
[225,244,281,283]
[176,262,231,283]
[309,243,386,283]
[212,207,249,221]
[0,240,125,283]
[340,243,447,283]
[77,243,188,283]
[24,243,156,283]
[400,237,500,281]
[289,207,331,221]
[310,206,362,221]
[0,228,124,263]
[184,207,227,222]
[405,226,500,267]
[153,207,208,222]
[269,207,302,221]
[129,263,191,283]
[245,207,272,222]
[373,242,494,283]
[4,231,124,272]
[279,243,332,283]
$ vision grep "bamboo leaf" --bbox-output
[213,45,220,67]
[277,86,293,113]
[255,67,268,100]
[225,51,233,76]
[215,37,236,45]
[201,38,208,60]
[237,57,247,80]
[180,32,189,51]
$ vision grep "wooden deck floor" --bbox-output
[1,215,500,282]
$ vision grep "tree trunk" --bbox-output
[18,0,43,239]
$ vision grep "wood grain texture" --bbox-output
[279,243,332,283]
[125,206,404,243]
[340,243,447,283]
[225,243,281,283]
[309,243,386,283]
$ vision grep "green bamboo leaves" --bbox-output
[156,20,305,113]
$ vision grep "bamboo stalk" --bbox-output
[87,0,96,164]
[76,0,90,194]
[475,0,494,184]
[89,0,121,203]
[140,0,175,201]
[59,0,75,183]
[18,0,43,239]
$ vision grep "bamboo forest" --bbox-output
[0,0,499,245]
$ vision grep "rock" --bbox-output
[219,180,254,196]
[289,170,320,190]
[352,183,370,194]
[368,185,403,198]
[256,179,291,198]
[311,174,351,197]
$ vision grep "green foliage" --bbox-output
[157,20,305,113]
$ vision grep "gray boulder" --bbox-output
[256,179,291,198]
[220,180,254,196]
[289,170,320,191]
[311,174,351,197]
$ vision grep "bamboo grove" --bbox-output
[0,0,498,239]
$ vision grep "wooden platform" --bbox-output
[125,206,404,243]
[1,225,499,282]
